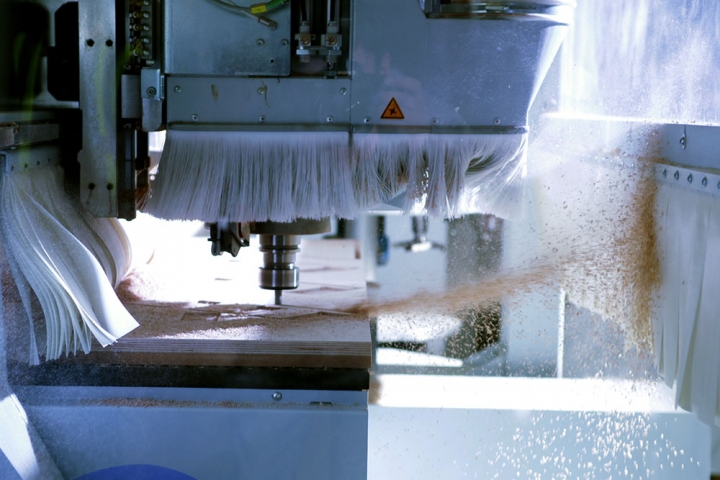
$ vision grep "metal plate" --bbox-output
[657,164,720,196]
[656,124,720,172]
[1,145,61,174]
[0,123,60,148]
[351,0,570,128]
[167,77,351,125]
[18,385,367,480]
[77,0,118,217]
[540,115,720,172]
[164,0,292,76]
[10,363,370,391]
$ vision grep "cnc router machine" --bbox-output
[0,1,574,478]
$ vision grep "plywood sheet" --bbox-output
[88,236,371,369]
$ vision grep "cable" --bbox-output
[206,0,251,13]
[250,0,289,14]
[204,0,289,28]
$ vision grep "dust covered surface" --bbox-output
[117,301,368,343]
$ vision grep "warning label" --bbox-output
[381,97,405,120]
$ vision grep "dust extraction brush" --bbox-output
[0,157,138,363]
[145,129,528,222]
[146,130,357,223]
[654,169,720,426]
[352,133,527,219]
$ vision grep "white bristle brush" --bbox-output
[146,130,356,223]
[655,176,720,426]
[147,129,529,222]
[0,161,138,362]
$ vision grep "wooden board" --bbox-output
[84,236,371,370]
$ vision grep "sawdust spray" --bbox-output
[350,140,661,355]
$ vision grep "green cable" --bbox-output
[250,0,288,14]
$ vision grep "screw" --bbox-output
[191,114,199,122]
[257,86,266,95]
[146,86,157,96]
[256,38,265,46]
[272,392,282,401]
[432,118,439,125]
[326,35,337,46]
[702,177,708,187]
[300,34,311,46]
[363,117,371,124]
[174,85,182,93]
[326,116,334,123]
[259,115,266,122]
[340,87,347,95]
[493,118,501,125]
[281,39,289,46]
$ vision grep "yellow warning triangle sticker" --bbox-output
[381,97,405,120]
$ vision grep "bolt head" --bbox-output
[174,85,182,93]
[340,88,347,95]
[259,115,266,122]
[363,117,371,124]
[281,39,289,46]
[256,38,265,46]
[191,114,199,122]
[326,116,334,123]
[272,392,282,401]
[146,86,157,96]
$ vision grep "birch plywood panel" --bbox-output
[85,238,371,369]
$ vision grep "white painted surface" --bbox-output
[368,376,711,480]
